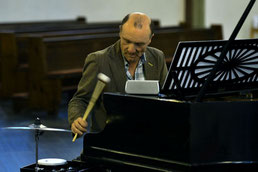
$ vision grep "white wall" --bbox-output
[1,0,257,39]
[0,0,184,26]
[205,0,258,39]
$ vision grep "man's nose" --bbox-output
[127,43,136,53]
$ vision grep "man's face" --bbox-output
[120,25,152,64]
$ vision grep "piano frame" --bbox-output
[80,93,258,171]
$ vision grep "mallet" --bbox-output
[72,73,110,142]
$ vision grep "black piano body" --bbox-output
[80,92,258,171]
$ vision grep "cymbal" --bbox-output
[2,124,71,132]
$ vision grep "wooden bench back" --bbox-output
[0,27,121,97]
[28,33,120,78]
[151,25,223,60]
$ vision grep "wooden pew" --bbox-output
[0,26,122,98]
[0,18,91,98]
[0,20,161,98]
[27,33,120,113]
[0,17,85,30]
[0,27,120,98]
[0,19,160,33]
[151,25,223,65]
[25,25,222,113]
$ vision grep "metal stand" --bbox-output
[33,118,44,172]
[35,130,40,171]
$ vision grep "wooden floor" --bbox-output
[0,93,83,172]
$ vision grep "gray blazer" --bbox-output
[68,40,168,132]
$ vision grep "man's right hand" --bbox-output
[71,117,88,136]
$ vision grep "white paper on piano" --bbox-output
[125,80,159,95]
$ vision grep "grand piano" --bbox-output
[81,92,258,171]
[80,1,258,171]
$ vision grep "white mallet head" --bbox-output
[98,73,111,84]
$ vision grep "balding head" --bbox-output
[120,12,153,37]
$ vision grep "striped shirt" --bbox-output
[124,54,146,80]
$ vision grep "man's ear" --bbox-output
[151,33,154,39]
[119,25,123,37]
[148,33,154,45]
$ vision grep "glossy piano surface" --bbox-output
[80,92,258,171]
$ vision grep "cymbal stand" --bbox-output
[34,118,44,172]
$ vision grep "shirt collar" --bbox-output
[123,53,146,65]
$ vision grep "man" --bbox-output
[68,12,168,136]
